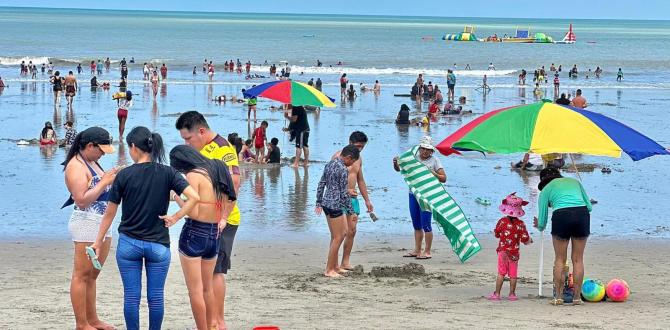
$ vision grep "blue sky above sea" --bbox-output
[1,0,670,20]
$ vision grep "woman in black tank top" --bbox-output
[51,71,63,106]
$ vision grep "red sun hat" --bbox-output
[499,192,529,217]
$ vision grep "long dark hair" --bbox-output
[169,145,236,202]
[126,126,165,163]
[41,122,53,139]
[62,131,85,169]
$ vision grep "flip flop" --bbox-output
[415,255,432,260]
[402,253,419,258]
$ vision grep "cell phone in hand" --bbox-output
[85,246,103,270]
[370,212,379,222]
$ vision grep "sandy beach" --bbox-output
[2,233,669,329]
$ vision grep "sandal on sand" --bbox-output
[487,293,501,301]
[415,255,432,260]
[508,293,518,301]
[550,298,564,306]
[403,253,419,258]
[572,299,584,306]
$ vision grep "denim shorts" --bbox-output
[179,218,219,260]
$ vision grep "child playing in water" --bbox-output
[239,139,257,163]
[264,137,281,164]
[253,121,268,162]
[489,193,532,301]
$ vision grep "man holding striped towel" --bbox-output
[393,136,481,263]
[394,136,446,260]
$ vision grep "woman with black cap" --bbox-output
[62,126,117,330]
[91,126,200,330]
[533,167,593,306]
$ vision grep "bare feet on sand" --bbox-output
[340,264,354,271]
[324,271,343,278]
[90,320,115,330]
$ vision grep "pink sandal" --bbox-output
[487,293,501,301]
[508,293,518,301]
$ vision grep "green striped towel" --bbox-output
[397,146,481,262]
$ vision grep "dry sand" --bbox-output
[1,233,669,329]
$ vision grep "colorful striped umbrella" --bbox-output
[436,101,668,161]
[242,80,336,107]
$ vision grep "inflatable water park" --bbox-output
[442,24,575,44]
[443,26,478,41]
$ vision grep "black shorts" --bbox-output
[551,206,590,240]
[295,130,309,148]
[214,224,238,274]
[448,84,455,91]
[323,206,344,218]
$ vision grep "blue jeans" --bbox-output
[116,233,171,330]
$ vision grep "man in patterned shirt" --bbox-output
[62,121,77,146]
[316,145,360,278]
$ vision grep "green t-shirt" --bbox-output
[537,177,592,231]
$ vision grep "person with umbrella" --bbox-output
[533,167,592,306]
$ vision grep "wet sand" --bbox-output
[2,234,669,329]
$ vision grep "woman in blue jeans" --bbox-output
[91,126,200,330]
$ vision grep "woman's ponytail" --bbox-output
[149,132,165,164]
[61,132,84,169]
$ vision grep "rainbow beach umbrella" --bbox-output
[435,101,668,297]
[436,101,669,161]
[242,80,336,107]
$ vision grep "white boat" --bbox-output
[555,24,576,44]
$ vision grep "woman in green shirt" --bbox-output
[533,167,592,306]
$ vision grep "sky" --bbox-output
[0,0,668,20]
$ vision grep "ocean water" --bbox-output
[0,7,669,242]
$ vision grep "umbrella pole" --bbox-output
[538,230,544,297]
[569,153,582,181]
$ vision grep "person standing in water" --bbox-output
[64,71,78,111]
[175,111,241,330]
[285,104,310,167]
[91,127,200,330]
[617,68,624,82]
[116,90,133,141]
[63,127,117,330]
[339,73,348,99]
[447,69,456,102]
[50,71,64,107]
[331,132,374,270]
[169,145,237,330]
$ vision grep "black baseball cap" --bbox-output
[80,127,114,154]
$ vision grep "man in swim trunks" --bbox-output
[175,111,241,330]
[64,71,78,111]
[331,131,374,270]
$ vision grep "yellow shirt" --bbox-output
[200,134,241,225]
